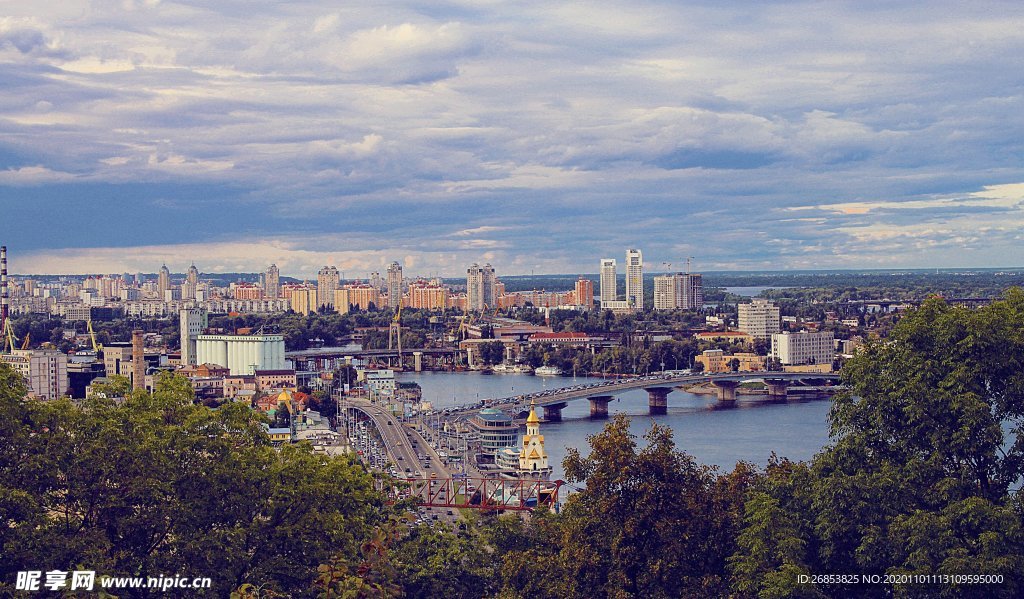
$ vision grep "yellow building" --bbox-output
[342,283,381,311]
[695,349,766,373]
[518,400,552,480]
[290,287,317,315]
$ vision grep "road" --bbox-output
[343,398,460,522]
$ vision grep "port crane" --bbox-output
[388,303,403,355]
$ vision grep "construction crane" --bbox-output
[662,262,673,273]
[685,257,694,274]
[2,320,15,354]
[87,320,103,353]
[20,332,29,350]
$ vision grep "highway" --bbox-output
[343,398,460,520]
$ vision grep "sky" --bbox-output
[2,0,1023,277]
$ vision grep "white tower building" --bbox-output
[625,248,643,310]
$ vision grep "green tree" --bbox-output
[732,291,1024,598]
[0,369,390,597]
[494,416,753,599]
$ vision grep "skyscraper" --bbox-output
[386,261,403,309]
[157,264,171,298]
[317,266,340,308]
[264,264,280,298]
[183,263,199,300]
[600,259,616,305]
[653,272,703,310]
[625,249,643,310]
[466,263,496,311]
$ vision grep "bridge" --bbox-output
[287,347,459,371]
[449,371,842,421]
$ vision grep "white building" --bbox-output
[466,263,496,311]
[317,266,340,309]
[625,249,643,310]
[599,258,617,305]
[1,349,68,400]
[386,261,403,309]
[653,273,705,311]
[195,333,286,375]
[738,298,781,341]
[771,331,835,366]
[179,307,208,366]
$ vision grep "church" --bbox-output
[496,399,552,480]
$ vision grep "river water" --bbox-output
[397,370,834,481]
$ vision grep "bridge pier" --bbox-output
[588,395,613,419]
[645,387,672,415]
[465,347,476,367]
[542,402,567,422]
[764,379,789,400]
[413,351,423,372]
[711,380,740,403]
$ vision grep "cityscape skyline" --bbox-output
[2,2,1024,275]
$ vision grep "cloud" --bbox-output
[1,1,1024,272]
[0,165,76,184]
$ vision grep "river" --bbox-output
[396,370,834,481]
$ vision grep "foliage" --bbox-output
[495,415,754,599]
[731,291,1024,598]
[0,369,389,597]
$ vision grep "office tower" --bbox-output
[317,266,340,308]
[600,259,616,304]
[738,298,781,341]
[386,261,403,309]
[157,264,171,297]
[575,276,594,309]
[264,264,280,298]
[625,249,643,310]
[180,307,208,366]
[466,263,496,311]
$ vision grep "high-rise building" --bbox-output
[575,276,594,309]
[264,264,280,298]
[386,261,403,309]
[407,279,449,310]
[341,283,381,311]
[179,307,208,366]
[653,275,675,310]
[291,286,318,315]
[625,249,643,310]
[466,263,496,311]
[317,266,340,308]
[370,271,383,291]
[600,259,616,305]
[157,264,171,297]
[738,298,781,341]
[652,272,703,311]
[680,273,703,310]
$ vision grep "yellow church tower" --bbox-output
[518,399,552,480]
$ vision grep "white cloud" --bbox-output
[0,165,76,185]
